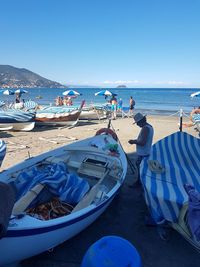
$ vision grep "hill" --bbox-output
[0,65,66,88]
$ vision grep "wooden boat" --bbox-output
[0,126,127,265]
[0,110,35,131]
[35,101,85,127]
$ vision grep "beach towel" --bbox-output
[12,162,90,205]
[0,182,15,238]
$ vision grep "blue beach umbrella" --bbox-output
[15,89,28,95]
[191,91,200,98]
[95,90,117,97]
[2,89,15,95]
[62,90,81,97]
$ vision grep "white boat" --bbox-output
[35,101,85,127]
[0,110,35,131]
[79,104,108,120]
[0,126,127,265]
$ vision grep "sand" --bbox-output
[1,115,199,267]
[1,114,197,170]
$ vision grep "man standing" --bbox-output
[128,113,154,184]
[129,96,135,117]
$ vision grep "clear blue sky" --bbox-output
[0,0,200,88]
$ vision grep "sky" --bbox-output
[0,0,200,88]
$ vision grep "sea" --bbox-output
[1,88,199,116]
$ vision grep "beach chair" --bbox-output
[192,114,200,134]
[140,131,200,251]
[0,101,5,108]
[23,100,38,111]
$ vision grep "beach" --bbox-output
[1,114,197,170]
[1,115,199,267]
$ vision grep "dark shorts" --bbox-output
[130,105,134,110]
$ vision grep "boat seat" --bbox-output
[72,170,109,213]
[78,157,108,179]
[45,155,81,169]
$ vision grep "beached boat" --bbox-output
[79,104,108,120]
[35,101,85,127]
[0,110,35,131]
[0,126,127,265]
[140,131,200,251]
[0,140,6,167]
[38,103,108,121]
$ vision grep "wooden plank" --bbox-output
[72,171,108,213]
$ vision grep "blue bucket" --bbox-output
[81,235,142,267]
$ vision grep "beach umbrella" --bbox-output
[95,90,117,97]
[191,91,200,98]
[15,89,28,94]
[62,90,81,97]
[2,89,15,95]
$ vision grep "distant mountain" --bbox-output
[0,65,66,88]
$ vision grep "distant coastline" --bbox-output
[0,65,66,89]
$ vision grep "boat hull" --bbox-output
[0,195,115,265]
[0,129,127,265]
[35,101,85,126]
[0,122,35,131]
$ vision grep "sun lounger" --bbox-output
[192,114,200,133]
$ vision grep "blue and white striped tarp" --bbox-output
[0,110,35,123]
[23,100,38,111]
[0,140,6,167]
[140,132,200,224]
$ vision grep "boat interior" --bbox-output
[8,148,123,220]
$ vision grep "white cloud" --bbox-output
[167,80,187,85]
[103,80,142,85]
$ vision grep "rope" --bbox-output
[109,120,136,174]
[165,110,180,117]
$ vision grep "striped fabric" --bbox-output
[0,110,35,123]
[140,132,200,224]
[23,100,38,111]
[192,114,200,123]
[0,140,6,167]
[13,162,90,205]
[0,101,5,108]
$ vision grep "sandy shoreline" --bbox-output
[1,114,197,170]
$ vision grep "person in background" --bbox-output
[128,113,154,186]
[15,93,21,103]
[118,98,123,111]
[55,96,63,106]
[182,106,200,127]
[67,97,73,106]
[110,95,117,120]
[129,96,135,117]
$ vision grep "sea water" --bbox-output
[1,88,199,116]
